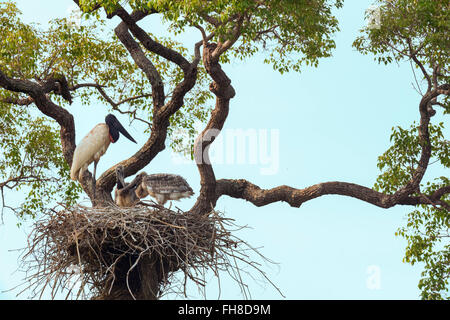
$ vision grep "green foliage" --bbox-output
[0,0,344,219]
[353,0,449,74]
[0,104,82,220]
[0,1,211,219]
[375,122,449,299]
[375,122,449,194]
[135,33,213,155]
[357,1,450,300]
[396,195,449,300]
[0,2,41,78]
[79,0,344,73]
[353,0,450,111]
[1,0,448,300]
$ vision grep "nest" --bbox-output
[18,202,282,300]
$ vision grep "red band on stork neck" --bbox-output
[109,134,115,143]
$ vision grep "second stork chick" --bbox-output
[136,172,194,206]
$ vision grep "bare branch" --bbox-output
[189,43,236,215]
[114,17,165,109]
[407,39,432,92]
[0,96,34,106]
[115,8,191,72]
[215,15,245,57]
[0,68,98,198]
[215,179,448,210]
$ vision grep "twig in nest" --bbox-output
[16,204,283,300]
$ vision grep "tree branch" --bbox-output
[0,68,96,197]
[95,9,200,194]
[214,15,245,58]
[189,43,236,215]
[188,39,448,214]
[114,15,165,109]
[407,39,432,92]
[215,179,449,209]
[114,7,191,72]
[0,96,34,106]
[84,82,152,126]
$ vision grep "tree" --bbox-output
[0,0,448,299]
[354,0,449,299]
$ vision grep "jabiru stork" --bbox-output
[114,165,146,207]
[135,172,194,206]
[70,114,137,199]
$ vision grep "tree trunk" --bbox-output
[94,253,161,300]
[91,188,162,300]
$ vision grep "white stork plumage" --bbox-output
[70,114,137,198]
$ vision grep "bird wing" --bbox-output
[143,174,193,195]
[70,124,110,180]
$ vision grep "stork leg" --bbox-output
[92,160,98,202]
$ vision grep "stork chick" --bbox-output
[114,166,146,207]
[136,172,194,206]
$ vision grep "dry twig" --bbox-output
[17,203,282,300]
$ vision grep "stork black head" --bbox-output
[105,114,137,144]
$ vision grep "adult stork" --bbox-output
[114,165,146,207]
[135,172,194,206]
[70,114,137,199]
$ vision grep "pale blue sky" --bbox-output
[1,0,448,300]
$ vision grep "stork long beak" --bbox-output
[115,120,137,143]
[107,115,137,143]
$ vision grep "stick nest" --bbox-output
[20,203,281,300]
